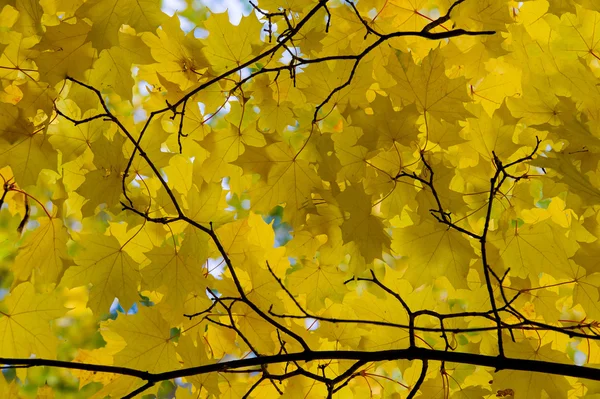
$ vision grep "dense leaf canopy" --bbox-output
[1,0,600,397]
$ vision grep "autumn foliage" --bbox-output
[2,0,600,397]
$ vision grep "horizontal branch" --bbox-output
[2,347,599,387]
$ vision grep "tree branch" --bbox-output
[3,347,600,389]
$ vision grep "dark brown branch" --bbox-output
[4,347,600,388]
[53,106,110,126]
[63,77,186,220]
[242,376,265,399]
[422,0,465,32]
[122,381,155,399]
[190,218,311,352]
[176,98,189,154]
[395,160,482,241]
[407,360,428,399]
[345,0,383,38]
[479,137,543,357]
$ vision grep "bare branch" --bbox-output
[407,360,428,399]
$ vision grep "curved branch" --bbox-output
[407,360,428,399]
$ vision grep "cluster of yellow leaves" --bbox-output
[2,0,600,397]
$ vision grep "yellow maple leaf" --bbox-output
[235,142,322,224]
[107,305,179,373]
[351,95,421,151]
[0,131,57,188]
[33,21,95,86]
[381,48,471,122]
[286,258,348,312]
[75,0,164,50]
[48,102,113,162]
[60,233,141,313]
[489,221,578,283]
[492,338,572,398]
[0,283,64,358]
[177,333,221,396]
[140,14,210,90]
[337,185,391,262]
[392,215,475,289]
[13,217,69,284]
[77,133,131,214]
[141,242,209,321]
[202,12,266,72]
